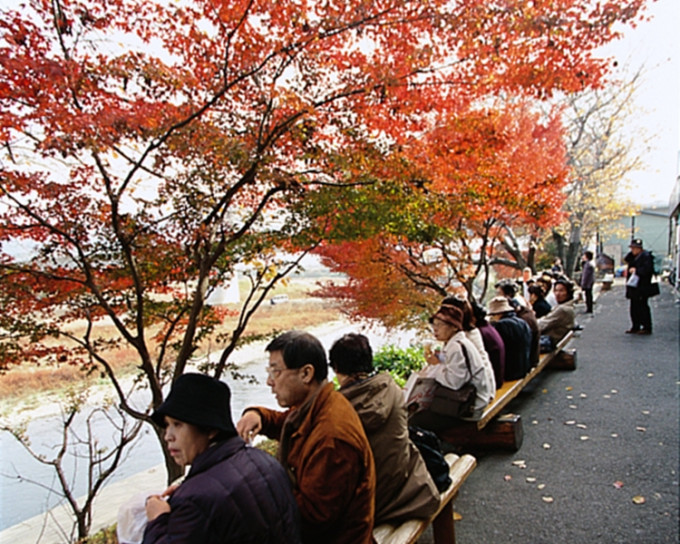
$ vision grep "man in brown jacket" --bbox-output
[236,330,377,544]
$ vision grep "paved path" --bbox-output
[448,282,679,544]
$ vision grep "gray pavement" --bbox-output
[448,282,679,544]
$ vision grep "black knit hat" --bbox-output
[151,373,237,436]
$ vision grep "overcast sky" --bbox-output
[598,0,680,207]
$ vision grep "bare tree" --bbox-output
[1,387,142,541]
[552,67,647,276]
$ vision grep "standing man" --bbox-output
[580,250,595,314]
[236,331,376,544]
[624,238,654,335]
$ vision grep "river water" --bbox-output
[0,320,418,531]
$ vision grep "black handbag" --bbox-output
[648,280,660,297]
[429,343,477,418]
[408,425,452,492]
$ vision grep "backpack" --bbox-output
[408,425,451,492]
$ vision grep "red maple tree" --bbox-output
[0,0,647,480]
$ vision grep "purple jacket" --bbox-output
[143,436,301,544]
[477,321,506,389]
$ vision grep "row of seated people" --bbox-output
[409,277,576,431]
[129,280,577,544]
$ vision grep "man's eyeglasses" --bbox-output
[266,366,291,380]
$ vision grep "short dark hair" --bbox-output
[329,333,373,375]
[494,279,518,297]
[584,250,593,260]
[528,284,545,298]
[554,278,574,301]
[266,330,328,382]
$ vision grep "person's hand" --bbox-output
[145,495,170,521]
[425,349,441,366]
[162,482,181,498]
[236,410,262,442]
[629,267,636,275]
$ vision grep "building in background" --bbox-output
[669,167,680,289]
[602,205,672,276]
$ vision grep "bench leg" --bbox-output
[438,414,524,452]
[547,349,577,371]
[432,495,456,544]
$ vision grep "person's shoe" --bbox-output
[636,329,652,335]
[625,328,638,334]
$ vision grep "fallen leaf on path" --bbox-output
[565,386,573,391]
[642,410,650,415]
[532,420,539,425]
[542,443,551,449]
[611,389,618,394]
[526,477,537,483]
[632,496,646,505]
[569,405,578,409]
[504,475,512,482]
[537,483,546,490]
[636,427,646,432]
[512,460,527,469]
[542,496,554,503]
[566,395,573,400]
[577,423,587,429]
[580,393,588,398]
[453,512,463,521]
[603,394,611,399]
[565,420,576,425]
[542,388,548,394]
[647,373,654,378]
[611,433,619,438]
[580,436,589,441]
[613,481,624,489]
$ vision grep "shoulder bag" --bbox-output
[429,343,477,419]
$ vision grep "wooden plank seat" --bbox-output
[438,331,576,452]
[374,452,477,544]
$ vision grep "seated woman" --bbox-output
[441,295,499,391]
[528,283,552,319]
[329,333,440,525]
[409,304,495,431]
[142,373,301,544]
[537,278,576,351]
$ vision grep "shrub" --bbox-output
[372,344,426,387]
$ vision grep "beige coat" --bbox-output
[340,372,440,524]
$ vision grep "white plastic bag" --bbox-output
[117,491,154,544]
[626,273,639,288]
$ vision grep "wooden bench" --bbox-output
[438,331,576,452]
[374,452,477,544]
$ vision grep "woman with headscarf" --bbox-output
[409,303,495,431]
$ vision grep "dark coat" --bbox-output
[625,250,654,298]
[580,260,595,290]
[491,312,532,380]
[142,437,301,544]
[515,304,540,366]
[532,298,552,319]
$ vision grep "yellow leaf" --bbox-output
[453,512,463,521]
